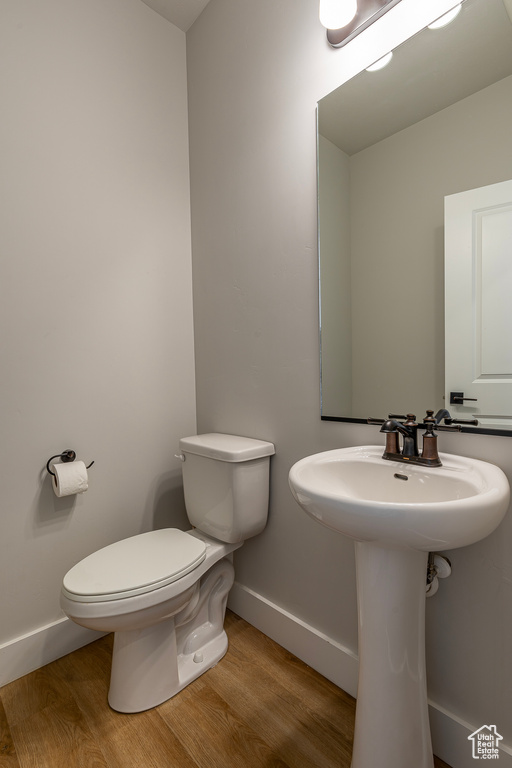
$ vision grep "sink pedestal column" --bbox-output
[351,542,433,768]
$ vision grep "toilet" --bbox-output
[60,433,275,713]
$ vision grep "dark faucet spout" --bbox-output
[380,419,409,437]
[434,408,451,424]
[380,416,419,458]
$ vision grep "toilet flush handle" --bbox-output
[174,453,186,462]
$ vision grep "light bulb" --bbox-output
[428,3,462,29]
[366,51,393,71]
[319,0,358,30]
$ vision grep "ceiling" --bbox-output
[139,0,212,31]
[318,0,512,155]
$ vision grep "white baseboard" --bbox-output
[228,581,512,768]
[0,616,105,688]
[429,702,512,768]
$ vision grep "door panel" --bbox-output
[445,179,512,426]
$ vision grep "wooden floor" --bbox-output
[0,611,451,768]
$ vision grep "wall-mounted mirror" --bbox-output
[318,0,512,434]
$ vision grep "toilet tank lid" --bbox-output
[179,433,275,462]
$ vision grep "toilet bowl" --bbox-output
[60,434,274,713]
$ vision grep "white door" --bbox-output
[445,179,512,427]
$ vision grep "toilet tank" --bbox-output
[178,433,275,544]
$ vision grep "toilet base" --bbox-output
[107,557,234,713]
[108,623,229,713]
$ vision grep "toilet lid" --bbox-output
[62,529,206,602]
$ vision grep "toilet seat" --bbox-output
[62,529,206,603]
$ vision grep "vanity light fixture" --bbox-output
[428,3,462,29]
[322,0,403,48]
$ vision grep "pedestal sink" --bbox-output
[289,445,509,768]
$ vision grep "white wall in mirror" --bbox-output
[318,0,512,432]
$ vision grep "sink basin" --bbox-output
[289,445,509,768]
[289,445,509,550]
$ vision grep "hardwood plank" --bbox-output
[227,613,355,715]
[51,634,113,687]
[0,696,20,768]
[0,666,76,729]
[97,710,199,768]
[206,633,353,767]
[159,679,290,767]
[50,637,127,742]
[9,698,108,768]
[227,614,355,732]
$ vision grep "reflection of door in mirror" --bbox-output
[445,179,512,428]
[318,0,512,434]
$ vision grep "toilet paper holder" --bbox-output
[46,450,95,478]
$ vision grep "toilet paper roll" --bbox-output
[53,460,89,497]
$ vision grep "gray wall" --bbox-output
[318,136,352,416]
[0,0,196,658]
[187,0,512,758]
